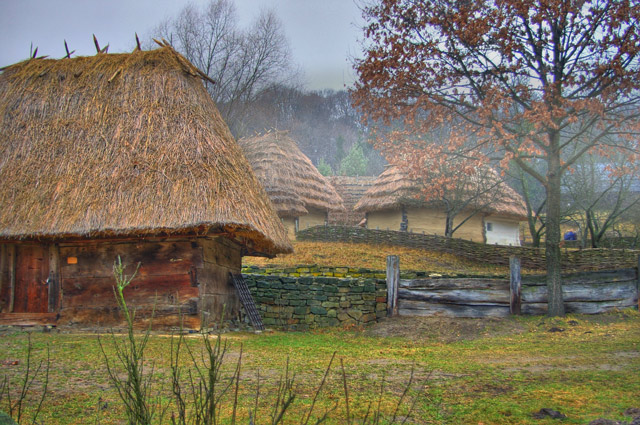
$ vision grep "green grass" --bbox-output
[1,311,639,424]
[244,241,513,275]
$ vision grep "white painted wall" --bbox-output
[484,217,522,246]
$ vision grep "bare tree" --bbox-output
[150,0,296,132]
[563,150,640,248]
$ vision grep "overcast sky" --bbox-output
[0,0,364,91]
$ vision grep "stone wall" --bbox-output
[243,272,387,330]
[297,226,639,271]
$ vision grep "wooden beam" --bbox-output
[0,313,57,326]
[510,257,522,315]
[386,255,399,317]
[48,244,61,313]
[8,244,15,313]
[0,244,5,311]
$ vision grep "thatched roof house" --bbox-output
[328,176,376,226]
[0,45,291,327]
[355,165,527,245]
[239,131,344,239]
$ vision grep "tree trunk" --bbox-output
[445,212,454,238]
[546,147,565,316]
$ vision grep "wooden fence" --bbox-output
[386,256,640,318]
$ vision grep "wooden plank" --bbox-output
[522,281,637,303]
[0,312,57,326]
[398,288,509,304]
[400,278,509,291]
[522,269,637,286]
[61,274,198,309]
[523,298,638,315]
[201,237,240,269]
[8,244,15,313]
[48,244,61,312]
[510,257,521,315]
[60,241,203,278]
[386,255,399,317]
[398,299,510,318]
[0,244,5,308]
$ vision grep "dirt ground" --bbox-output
[363,311,636,343]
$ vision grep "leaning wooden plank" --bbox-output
[399,288,509,304]
[398,299,510,318]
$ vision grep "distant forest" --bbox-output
[148,0,385,177]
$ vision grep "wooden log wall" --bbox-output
[398,277,511,318]
[397,264,639,318]
[520,269,638,315]
[58,239,203,327]
[198,236,242,327]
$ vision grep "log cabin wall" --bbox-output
[54,236,241,328]
[198,236,242,327]
[0,244,14,312]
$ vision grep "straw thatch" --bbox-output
[354,165,527,220]
[238,131,344,218]
[0,46,291,255]
[328,176,376,225]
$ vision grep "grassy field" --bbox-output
[244,241,513,275]
[1,311,639,424]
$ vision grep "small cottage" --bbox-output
[327,176,376,226]
[354,166,527,245]
[239,131,344,239]
[0,45,291,328]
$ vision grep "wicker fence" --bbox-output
[297,226,639,271]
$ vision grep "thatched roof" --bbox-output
[0,46,291,256]
[354,165,527,220]
[328,176,376,226]
[238,131,344,218]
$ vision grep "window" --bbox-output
[486,222,493,231]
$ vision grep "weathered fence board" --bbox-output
[399,299,510,318]
[523,299,637,315]
[400,278,509,290]
[387,255,399,316]
[398,288,509,304]
[521,281,637,303]
[396,258,639,318]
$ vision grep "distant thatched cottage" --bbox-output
[239,131,344,239]
[355,166,527,245]
[0,46,291,327]
[327,176,376,226]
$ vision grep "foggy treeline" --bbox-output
[148,0,384,177]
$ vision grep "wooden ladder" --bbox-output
[229,273,264,331]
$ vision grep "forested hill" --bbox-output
[227,85,386,177]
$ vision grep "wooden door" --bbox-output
[13,245,49,313]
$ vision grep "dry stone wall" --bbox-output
[242,267,386,330]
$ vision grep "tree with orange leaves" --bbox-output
[353,0,640,316]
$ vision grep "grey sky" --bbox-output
[0,0,363,91]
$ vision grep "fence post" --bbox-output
[510,256,522,315]
[386,255,399,317]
